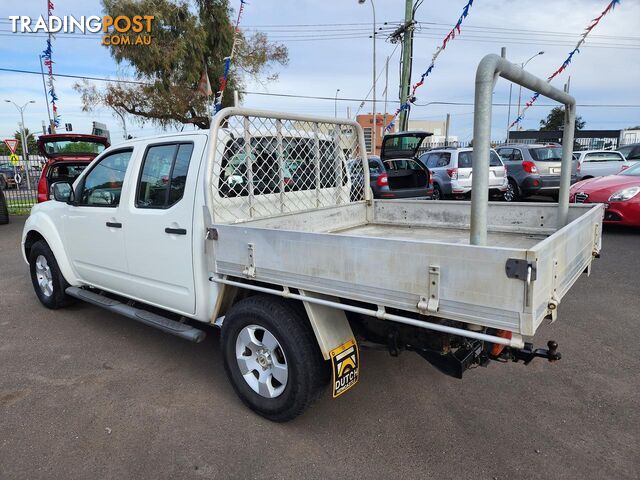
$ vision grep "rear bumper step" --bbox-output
[65,287,206,343]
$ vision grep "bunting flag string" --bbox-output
[510,0,620,129]
[214,0,247,112]
[42,0,60,128]
[385,0,475,132]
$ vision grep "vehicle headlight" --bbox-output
[608,186,640,202]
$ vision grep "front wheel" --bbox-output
[28,240,74,309]
[221,295,328,422]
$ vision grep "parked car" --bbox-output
[0,184,8,224]
[0,162,25,189]
[418,147,508,200]
[617,143,640,162]
[36,134,110,203]
[495,144,577,201]
[570,161,640,226]
[347,132,433,200]
[573,150,632,180]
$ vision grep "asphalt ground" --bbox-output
[1,215,639,480]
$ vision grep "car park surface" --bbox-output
[1,215,639,479]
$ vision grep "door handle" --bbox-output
[106,222,122,228]
[165,227,187,235]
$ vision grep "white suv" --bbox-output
[419,147,508,200]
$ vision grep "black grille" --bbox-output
[575,192,589,203]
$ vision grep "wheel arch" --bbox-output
[213,282,355,360]
[22,214,80,285]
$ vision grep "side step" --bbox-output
[65,287,207,343]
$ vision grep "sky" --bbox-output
[0,0,639,145]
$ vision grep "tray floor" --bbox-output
[333,223,545,249]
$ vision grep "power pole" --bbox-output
[398,0,414,132]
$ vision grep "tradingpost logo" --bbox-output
[9,15,155,46]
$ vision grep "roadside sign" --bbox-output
[9,153,19,166]
[3,139,18,154]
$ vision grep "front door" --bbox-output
[64,149,135,292]
[120,137,203,315]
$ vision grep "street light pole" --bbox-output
[5,99,36,191]
[334,88,340,118]
[515,51,545,131]
[359,0,376,155]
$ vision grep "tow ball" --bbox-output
[509,340,562,365]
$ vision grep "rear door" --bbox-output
[582,151,627,177]
[529,146,563,180]
[120,136,205,315]
[457,150,505,187]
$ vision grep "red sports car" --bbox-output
[569,162,640,226]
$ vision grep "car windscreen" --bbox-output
[528,147,563,161]
[457,151,502,168]
[620,162,640,176]
[42,140,106,156]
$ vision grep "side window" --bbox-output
[79,149,133,207]
[498,148,512,161]
[512,149,523,161]
[490,151,502,166]
[458,152,472,168]
[369,160,382,175]
[425,154,439,169]
[437,152,451,167]
[137,143,194,208]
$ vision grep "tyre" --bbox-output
[503,179,520,202]
[28,240,74,309]
[0,175,7,191]
[432,184,443,200]
[0,188,8,225]
[221,295,328,422]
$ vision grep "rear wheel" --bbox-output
[221,295,328,422]
[28,240,74,309]
[432,184,443,200]
[0,175,7,191]
[503,179,519,202]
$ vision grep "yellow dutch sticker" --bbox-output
[330,339,359,398]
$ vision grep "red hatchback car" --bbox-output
[570,162,640,227]
[36,134,110,202]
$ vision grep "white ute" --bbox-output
[22,56,605,421]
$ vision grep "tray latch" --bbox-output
[418,265,440,313]
[243,243,256,278]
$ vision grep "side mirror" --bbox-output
[51,182,75,204]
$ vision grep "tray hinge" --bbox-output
[243,243,256,278]
[505,258,537,282]
[418,265,440,313]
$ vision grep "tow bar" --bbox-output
[507,340,562,365]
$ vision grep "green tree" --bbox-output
[0,128,38,156]
[74,0,288,130]
[540,107,586,131]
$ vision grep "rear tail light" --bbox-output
[522,160,538,174]
[376,173,388,187]
[446,168,458,179]
[37,173,49,203]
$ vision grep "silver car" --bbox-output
[419,147,508,200]
[574,150,634,180]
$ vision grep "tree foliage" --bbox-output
[539,107,586,131]
[74,0,288,129]
[0,128,38,156]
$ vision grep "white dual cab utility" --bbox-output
[22,57,604,421]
